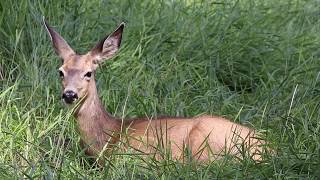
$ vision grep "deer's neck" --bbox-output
[75,78,121,153]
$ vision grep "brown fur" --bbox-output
[44,20,265,163]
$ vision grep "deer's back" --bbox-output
[124,115,261,160]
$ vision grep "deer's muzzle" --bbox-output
[62,90,78,104]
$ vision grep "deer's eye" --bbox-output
[84,71,92,78]
[58,70,64,78]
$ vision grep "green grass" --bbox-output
[1,0,320,178]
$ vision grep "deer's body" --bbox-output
[44,19,264,162]
[75,67,261,161]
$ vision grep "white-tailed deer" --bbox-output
[44,19,265,162]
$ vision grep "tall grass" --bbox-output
[1,0,320,178]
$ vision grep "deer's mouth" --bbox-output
[63,97,78,104]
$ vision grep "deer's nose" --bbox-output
[62,90,78,104]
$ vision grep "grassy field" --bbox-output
[1,0,320,179]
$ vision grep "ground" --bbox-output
[0,0,320,179]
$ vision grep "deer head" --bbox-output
[43,18,124,104]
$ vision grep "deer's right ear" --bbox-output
[43,17,75,61]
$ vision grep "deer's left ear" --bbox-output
[90,22,125,65]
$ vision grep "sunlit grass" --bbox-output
[0,0,320,178]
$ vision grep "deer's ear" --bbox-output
[90,22,125,65]
[43,17,75,61]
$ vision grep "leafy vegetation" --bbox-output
[0,0,320,179]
